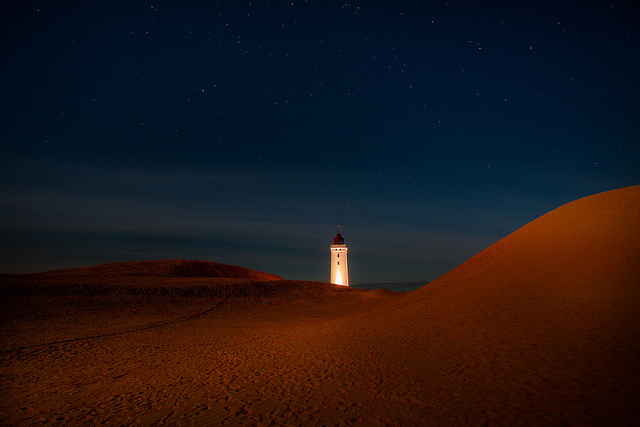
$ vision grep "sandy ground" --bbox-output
[1,185,639,425]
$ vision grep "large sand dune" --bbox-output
[348,185,640,424]
[1,186,638,425]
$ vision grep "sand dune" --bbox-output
[1,186,638,425]
[346,185,640,424]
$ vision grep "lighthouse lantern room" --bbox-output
[330,228,349,286]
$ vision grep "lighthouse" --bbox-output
[330,228,349,286]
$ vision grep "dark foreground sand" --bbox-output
[1,186,639,425]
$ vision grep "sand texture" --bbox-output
[1,186,639,425]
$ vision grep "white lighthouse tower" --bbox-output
[330,227,349,286]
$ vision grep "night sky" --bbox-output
[1,1,639,283]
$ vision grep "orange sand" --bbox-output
[1,186,638,425]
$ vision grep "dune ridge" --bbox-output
[415,185,640,298]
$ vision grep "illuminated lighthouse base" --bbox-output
[330,231,349,287]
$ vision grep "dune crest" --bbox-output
[412,185,640,305]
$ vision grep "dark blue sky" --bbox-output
[1,1,639,282]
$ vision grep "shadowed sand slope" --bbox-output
[1,187,638,426]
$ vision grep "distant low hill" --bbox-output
[27,259,282,281]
